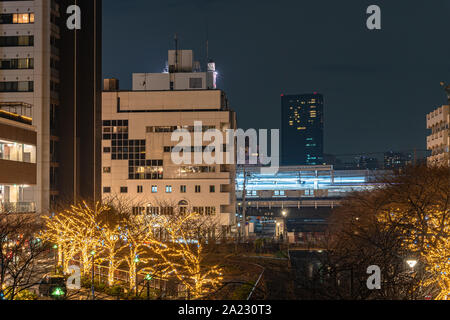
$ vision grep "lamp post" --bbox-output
[91,250,96,300]
[134,256,140,297]
[53,244,58,274]
[406,259,417,271]
[145,273,152,300]
[281,210,287,242]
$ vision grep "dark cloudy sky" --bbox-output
[102,0,450,156]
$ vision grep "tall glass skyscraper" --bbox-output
[281,93,324,166]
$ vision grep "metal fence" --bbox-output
[71,260,187,299]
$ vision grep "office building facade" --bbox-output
[102,50,237,231]
[281,93,324,166]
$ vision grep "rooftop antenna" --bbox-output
[174,33,179,72]
[205,18,209,71]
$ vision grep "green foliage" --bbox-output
[231,282,254,300]
[105,285,123,297]
[275,251,288,259]
[13,290,38,300]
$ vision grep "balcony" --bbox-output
[427,106,449,128]
[427,129,449,149]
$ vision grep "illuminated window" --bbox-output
[13,13,34,24]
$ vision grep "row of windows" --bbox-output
[129,166,164,180]
[103,126,128,133]
[0,81,33,92]
[180,166,216,174]
[146,125,216,133]
[245,189,315,196]
[0,13,34,24]
[111,139,145,147]
[105,144,223,155]
[103,120,128,127]
[103,184,216,194]
[0,58,34,70]
[105,145,145,153]
[131,206,216,216]
[192,206,216,216]
[163,145,226,153]
[0,36,34,47]
[102,133,130,140]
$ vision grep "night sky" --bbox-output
[102,0,450,157]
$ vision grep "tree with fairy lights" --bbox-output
[376,165,450,300]
[148,203,225,299]
[41,197,227,299]
[325,165,449,300]
[42,201,109,275]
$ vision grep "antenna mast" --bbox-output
[174,33,179,72]
[205,18,209,71]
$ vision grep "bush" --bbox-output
[14,290,38,300]
[105,285,123,297]
[231,282,254,300]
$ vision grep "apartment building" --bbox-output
[0,0,102,213]
[0,112,36,213]
[426,105,449,166]
[102,50,237,231]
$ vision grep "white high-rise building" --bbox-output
[0,0,58,213]
[0,0,102,214]
[102,50,237,233]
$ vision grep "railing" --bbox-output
[70,260,187,299]
[0,202,36,213]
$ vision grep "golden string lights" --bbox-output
[41,201,224,298]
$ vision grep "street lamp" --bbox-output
[406,259,418,269]
[134,256,140,297]
[281,210,287,242]
[145,273,152,300]
[53,244,58,274]
[91,250,96,300]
